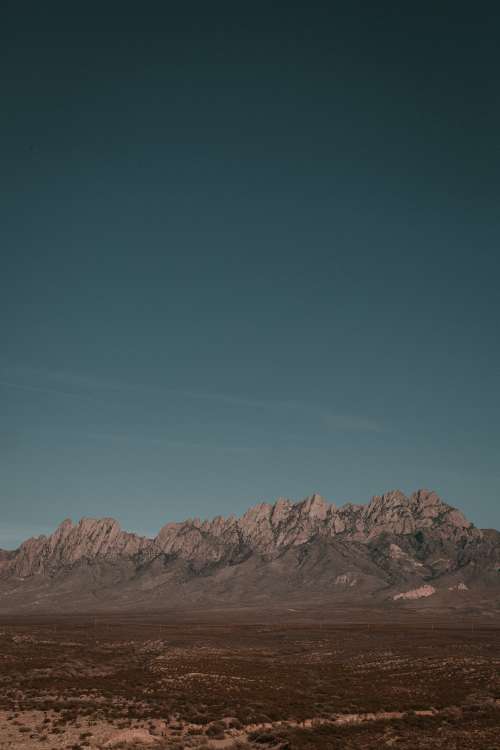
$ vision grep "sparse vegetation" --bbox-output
[0,613,498,748]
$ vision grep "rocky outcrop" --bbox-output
[5,518,150,578]
[393,584,436,601]
[150,489,481,563]
[0,489,498,612]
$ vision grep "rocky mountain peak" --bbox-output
[409,490,473,530]
[57,518,74,532]
[1,489,490,597]
[0,488,497,613]
[5,516,148,578]
[368,490,408,510]
[411,489,443,506]
[271,498,292,523]
[300,493,329,520]
[241,502,273,524]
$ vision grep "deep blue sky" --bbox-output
[1,2,499,548]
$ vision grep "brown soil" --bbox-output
[0,611,498,749]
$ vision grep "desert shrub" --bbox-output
[248,730,277,744]
[187,726,204,734]
[205,720,226,738]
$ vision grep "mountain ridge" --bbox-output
[1,489,499,613]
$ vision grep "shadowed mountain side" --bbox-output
[0,490,499,613]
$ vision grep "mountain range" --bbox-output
[1,489,499,614]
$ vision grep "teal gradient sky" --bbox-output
[1,2,499,548]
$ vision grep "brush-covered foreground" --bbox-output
[0,610,498,749]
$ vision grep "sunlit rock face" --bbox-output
[393,584,436,601]
[0,489,498,612]
[6,518,149,577]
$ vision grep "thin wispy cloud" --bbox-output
[84,430,249,454]
[0,364,129,399]
[321,413,383,434]
[0,423,249,455]
[0,379,100,402]
[183,389,384,433]
[0,363,384,434]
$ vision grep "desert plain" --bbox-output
[0,607,498,750]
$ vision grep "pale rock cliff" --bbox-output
[0,489,498,612]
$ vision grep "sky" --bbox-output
[1,2,499,548]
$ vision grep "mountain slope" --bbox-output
[1,489,499,613]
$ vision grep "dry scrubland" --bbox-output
[0,611,499,749]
